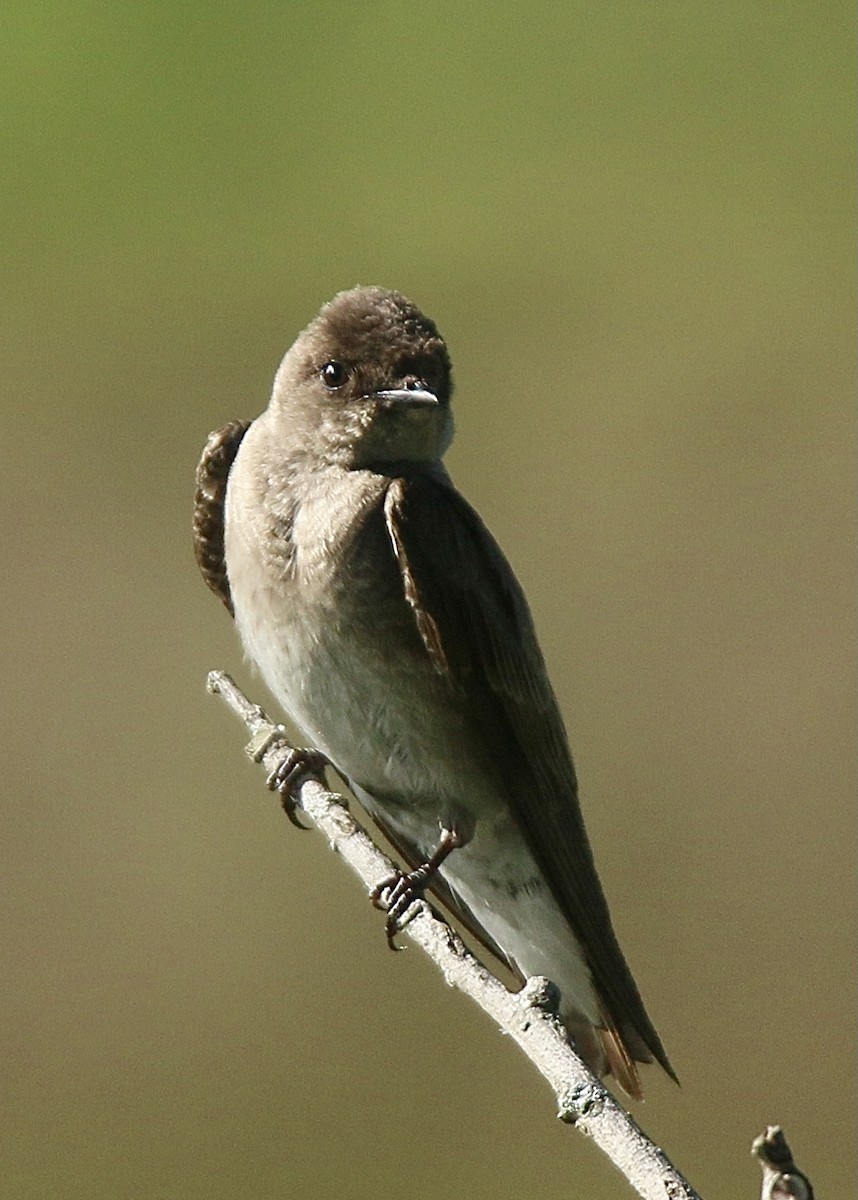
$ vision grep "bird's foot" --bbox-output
[246,726,328,828]
[371,869,431,951]
[370,827,465,950]
[266,746,329,826]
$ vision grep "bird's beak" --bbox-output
[370,387,439,408]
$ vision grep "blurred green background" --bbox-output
[2,3,854,1197]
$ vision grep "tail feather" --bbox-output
[599,1021,644,1101]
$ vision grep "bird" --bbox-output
[194,285,675,1098]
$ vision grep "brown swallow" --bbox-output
[194,286,676,1098]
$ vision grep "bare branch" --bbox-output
[752,1127,814,1200]
[207,669,702,1200]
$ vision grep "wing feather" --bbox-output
[193,420,252,614]
[387,471,676,1083]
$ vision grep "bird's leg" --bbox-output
[371,825,468,950]
[246,726,329,829]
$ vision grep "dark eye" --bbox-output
[320,361,349,389]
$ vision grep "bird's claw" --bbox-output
[267,746,328,827]
[246,728,328,828]
[369,826,465,950]
[370,866,433,950]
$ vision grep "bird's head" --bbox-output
[270,286,454,471]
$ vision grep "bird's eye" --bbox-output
[320,361,349,389]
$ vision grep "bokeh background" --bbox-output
[2,4,854,1198]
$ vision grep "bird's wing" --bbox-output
[384,473,676,1089]
[193,421,252,614]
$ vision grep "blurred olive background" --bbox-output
[2,4,854,1198]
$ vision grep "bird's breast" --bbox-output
[224,455,496,818]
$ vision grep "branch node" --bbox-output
[519,975,562,1017]
[752,1127,813,1200]
[245,724,287,763]
[557,1080,609,1124]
